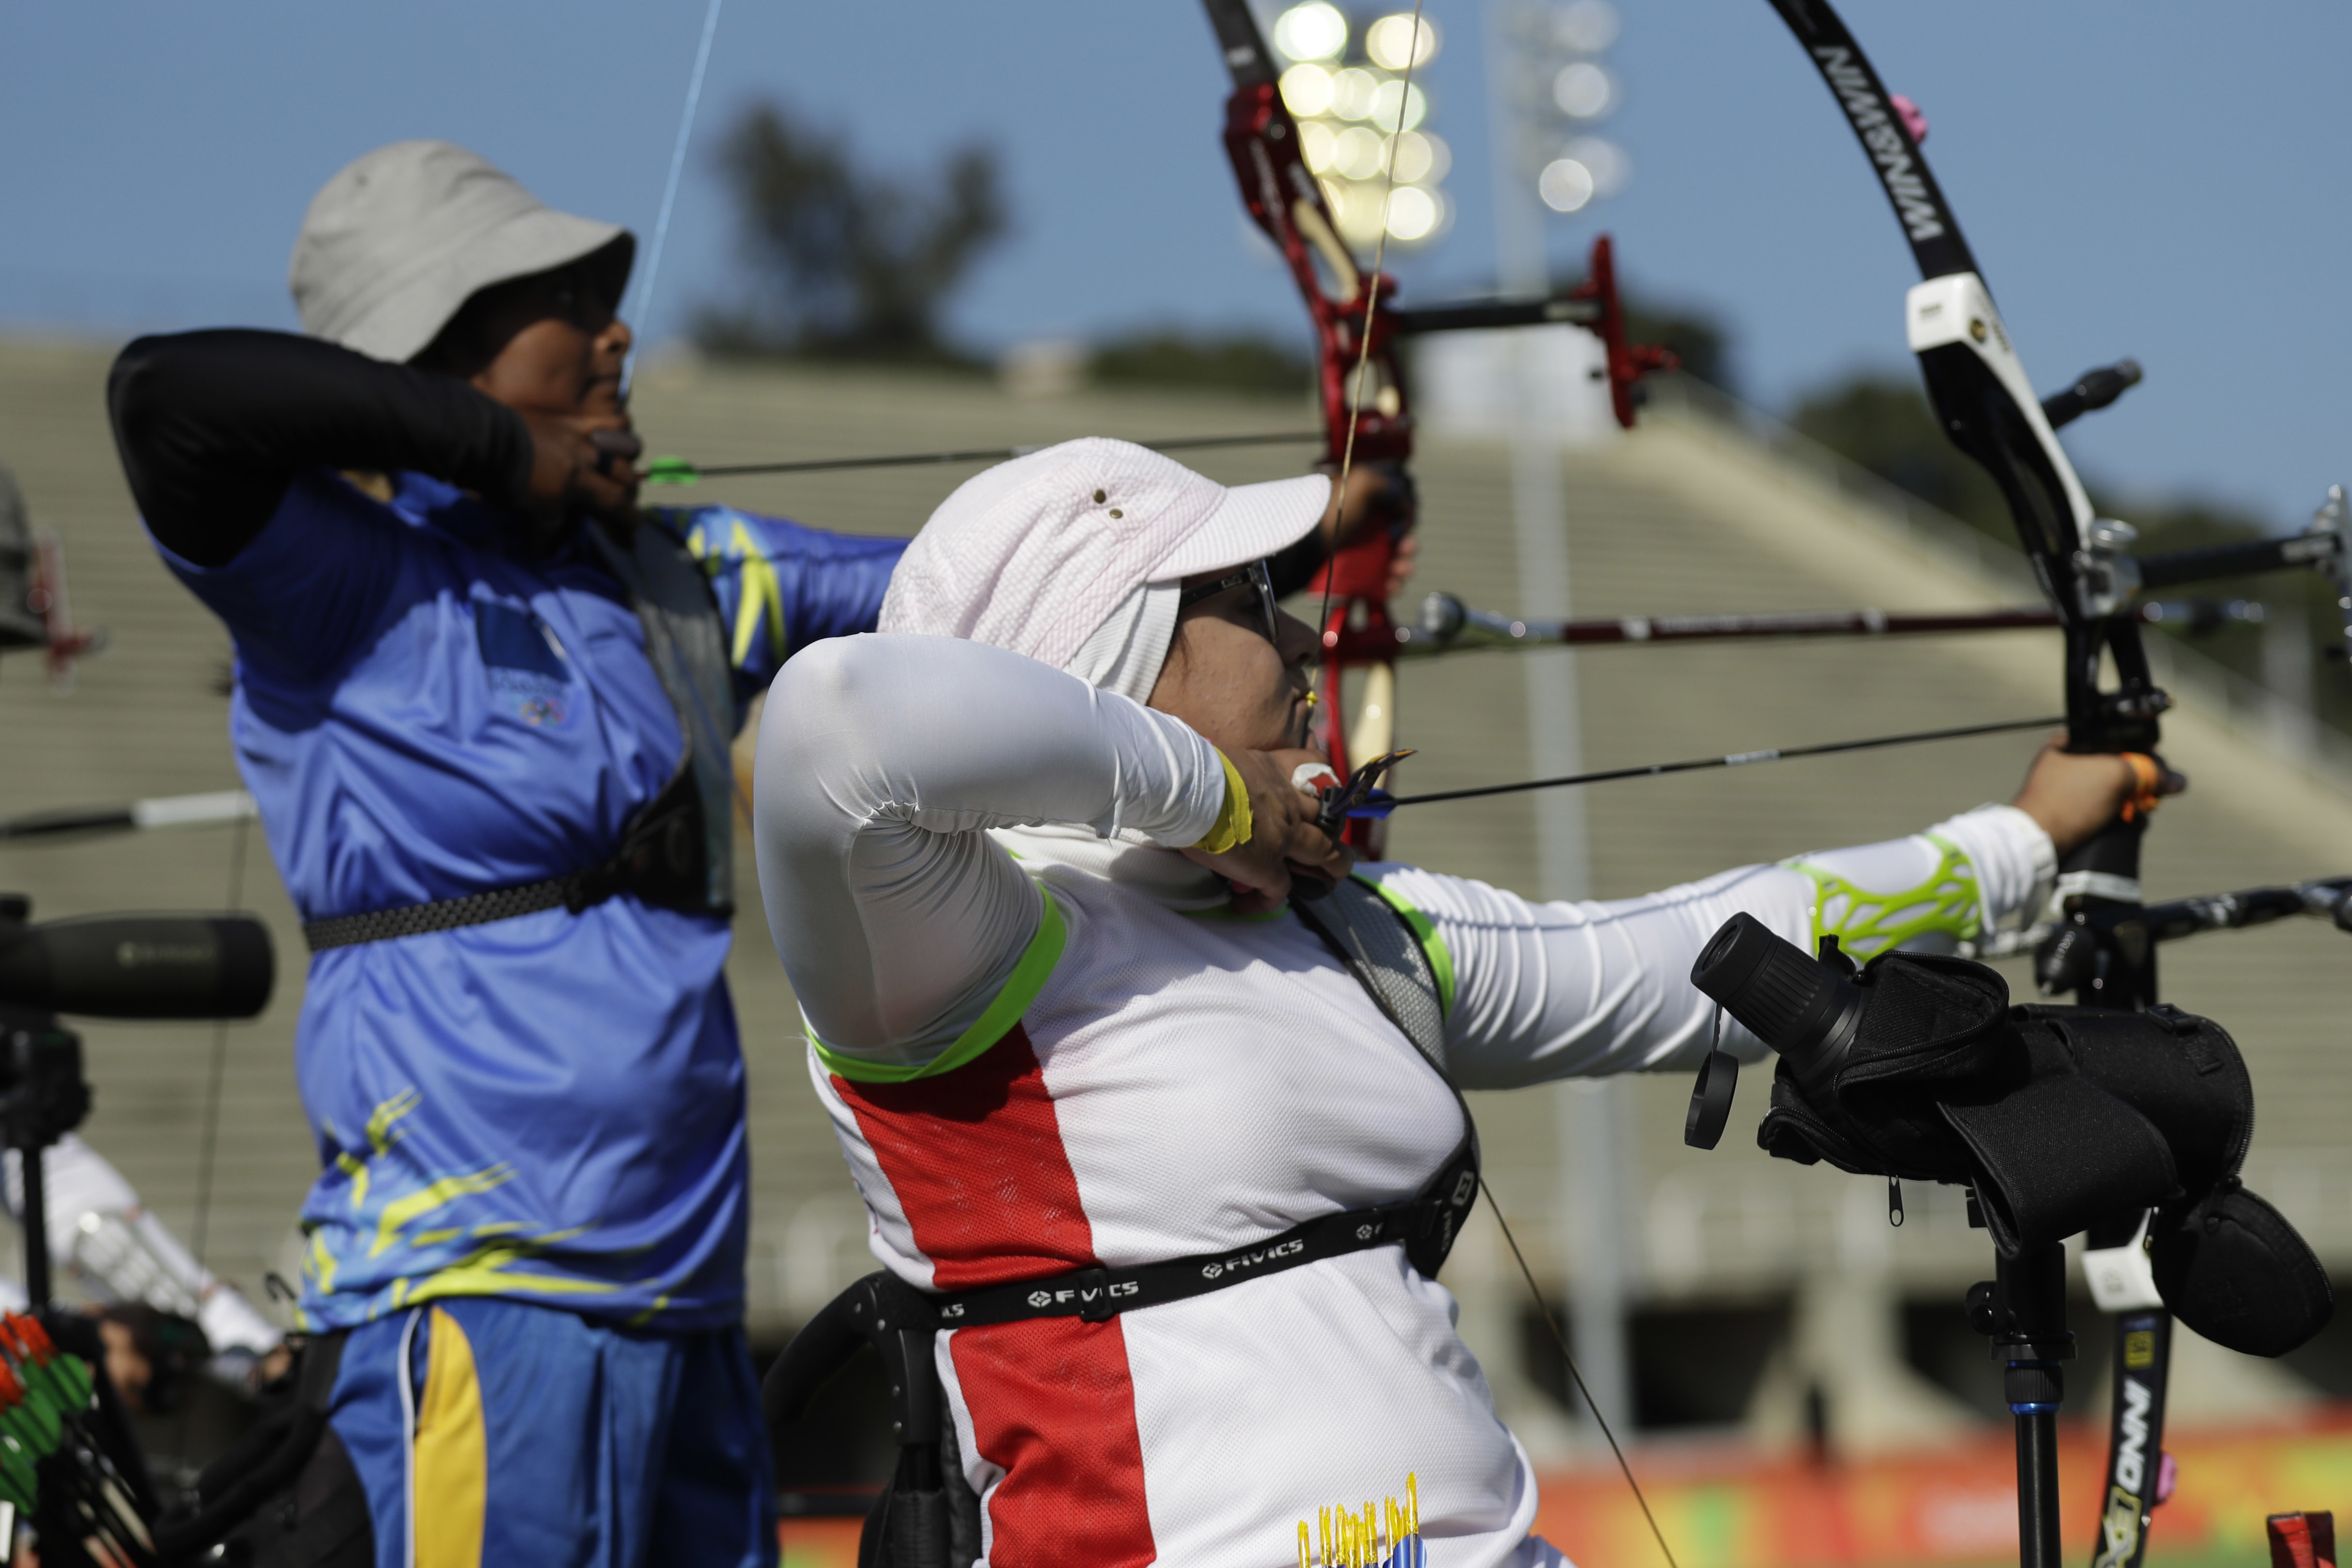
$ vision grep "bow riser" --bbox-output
[1772,0,2166,1008]
[1220,84,1414,472]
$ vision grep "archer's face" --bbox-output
[1147,587,1321,754]
[447,263,634,427]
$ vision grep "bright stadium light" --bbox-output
[1368,78,1429,133]
[1389,129,1451,185]
[1552,60,1615,119]
[1334,125,1388,180]
[1562,134,1628,196]
[1554,0,1620,53]
[1298,119,1339,173]
[1365,12,1441,70]
[1273,2,1348,62]
[1384,184,1443,241]
[1331,66,1382,120]
[1538,156,1596,212]
[1279,62,1338,118]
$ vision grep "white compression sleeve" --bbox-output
[755,633,1228,1072]
[1363,803,2055,1090]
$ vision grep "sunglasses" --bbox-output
[1176,558,1282,646]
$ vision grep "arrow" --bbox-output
[641,429,1323,484]
[1352,715,2064,815]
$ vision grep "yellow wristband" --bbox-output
[1191,750,1255,855]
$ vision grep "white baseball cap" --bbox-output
[289,140,634,364]
[880,438,1331,688]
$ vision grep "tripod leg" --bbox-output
[1993,1242,2075,1568]
[2015,1405,2063,1568]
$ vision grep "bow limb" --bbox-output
[1202,0,1413,853]
[1767,0,2164,1007]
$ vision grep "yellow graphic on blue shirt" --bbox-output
[680,511,789,678]
[295,1089,685,1331]
[661,505,906,694]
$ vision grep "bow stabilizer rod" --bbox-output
[1380,592,2262,660]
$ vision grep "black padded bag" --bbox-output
[2152,1181,2334,1357]
[1706,923,2332,1357]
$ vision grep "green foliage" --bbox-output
[1790,375,2009,539]
[696,102,1008,367]
[1086,330,1312,397]
[1622,301,1735,398]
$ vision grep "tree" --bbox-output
[1789,374,2008,539]
[1622,301,1734,399]
[696,103,1008,365]
[1088,329,1312,397]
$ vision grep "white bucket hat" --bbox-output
[289,140,634,364]
[880,438,1331,702]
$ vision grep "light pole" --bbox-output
[1486,0,1638,1453]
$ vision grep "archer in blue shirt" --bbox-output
[108,140,902,1568]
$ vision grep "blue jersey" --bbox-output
[156,469,903,1332]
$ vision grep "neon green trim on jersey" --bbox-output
[1782,832,1981,959]
[1353,874,1456,1019]
[812,884,1069,1083]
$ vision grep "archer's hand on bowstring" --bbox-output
[517,409,642,531]
[1182,747,1357,915]
[2008,737,2187,856]
[1318,462,1421,601]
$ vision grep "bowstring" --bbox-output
[1314,0,1429,721]
[620,0,727,401]
[1483,1178,1683,1568]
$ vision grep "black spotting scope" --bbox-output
[0,898,273,1019]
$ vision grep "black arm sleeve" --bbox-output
[107,329,537,568]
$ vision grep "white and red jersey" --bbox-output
[756,634,2055,1568]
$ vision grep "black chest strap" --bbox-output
[925,1134,1480,1330]
[301,517,736,953]
[300,754,719,951]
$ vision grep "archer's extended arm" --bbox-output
[1372,804,2055,1089]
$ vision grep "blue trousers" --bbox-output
[329,1297,776,1568]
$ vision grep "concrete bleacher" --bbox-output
[3,338,2346,1458]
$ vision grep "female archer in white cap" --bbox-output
[753,439,2148,1568]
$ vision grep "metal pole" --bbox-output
[1488,0,1633,1445]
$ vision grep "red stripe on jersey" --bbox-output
[834,1026,1157,1565]
[951,1318,1155,1568]
[831,1024,1097,1288]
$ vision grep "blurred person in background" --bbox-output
[104,141,905,1568]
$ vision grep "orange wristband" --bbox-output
[2119,752,2165,822]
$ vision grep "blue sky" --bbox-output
[6,1,2346,526]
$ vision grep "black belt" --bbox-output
[923,1133,1479,1331]
[302,759,723,952]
